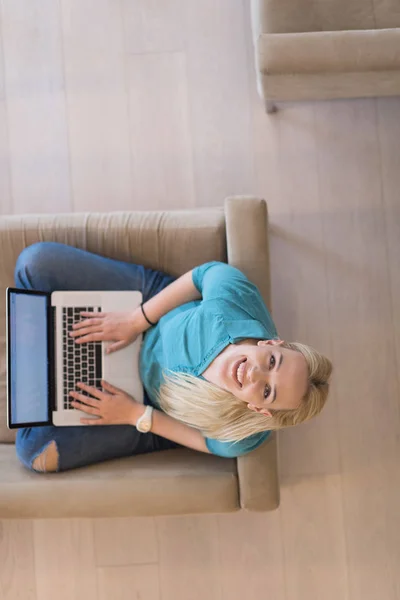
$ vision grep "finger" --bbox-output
[72,318,103,330]
[70,392,100,408]
[80,418,103,425]
[80,312,107,318]
[101,379,123,394]
[106,341,127,354]
[70,400,99,415]
[75,382,106,400]
[73,332,104,344]
[70,326,102,338]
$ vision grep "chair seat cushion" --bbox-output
[0,445,239,517]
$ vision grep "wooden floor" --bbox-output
[1,1,400,599]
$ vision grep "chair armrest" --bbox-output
[224,196,271,309]
[224,196,280,510]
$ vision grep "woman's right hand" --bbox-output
[70,309,146,354]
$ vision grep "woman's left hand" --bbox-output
[69,380,144,426]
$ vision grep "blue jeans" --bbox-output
[14,242,178,472]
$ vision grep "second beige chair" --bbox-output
[251,0,400,111]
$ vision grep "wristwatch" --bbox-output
[136,406,154,433]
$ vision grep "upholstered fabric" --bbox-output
[258,29,400,75]
[0,197,280,515]
[257,70,400,101]
[251,0,400,103]
[237,428,279,510]
[0,445,239,517]
[374,0,400,29]
[251,0,400,36]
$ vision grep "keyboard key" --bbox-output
[61,304,102,400]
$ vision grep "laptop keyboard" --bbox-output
[62,306,103,410]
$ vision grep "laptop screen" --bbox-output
[8,291,50,426]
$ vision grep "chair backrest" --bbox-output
[251,0,400,36]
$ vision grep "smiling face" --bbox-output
[201,339,309,417]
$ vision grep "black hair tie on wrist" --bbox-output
[140,302,157,327]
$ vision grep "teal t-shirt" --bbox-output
[139,261,279,458]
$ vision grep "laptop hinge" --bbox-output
[49,306,57,411]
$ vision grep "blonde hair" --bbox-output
[157,342,332,442]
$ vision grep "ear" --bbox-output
[247,403,272,418]
[260,409,272,417]
[257,338,284,348]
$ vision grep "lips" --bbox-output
[232,358,246,388]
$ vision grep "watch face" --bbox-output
[138,421,150,433]
[137,407,153,433]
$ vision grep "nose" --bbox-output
[248,363,269,384]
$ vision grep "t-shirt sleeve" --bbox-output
[192,261,277,334]
[205,431,271,458]
[192,261,253,300]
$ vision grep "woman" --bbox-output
[15,242,332,473]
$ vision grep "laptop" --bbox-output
[6,288,144,429]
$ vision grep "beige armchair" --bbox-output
[0,197,279,518]
[251,0,400,111]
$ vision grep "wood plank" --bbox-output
[60,0,132,211]
[280,475,348,600]
[121,0,186,54]
[377,97,400,367]
[185,0,253,207]
[0,100,11,215]
[34,519,98,600]
[98,564,159,600]
[217,511,286,600]
[0,0,71,214]
[127,52,196,210]
[375,96,400,600]
[0,16,12,215]
[0,520,36,600]
[156,515,221,600]
[94,517,158,567]
[315,98,400,600]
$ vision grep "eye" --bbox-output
[269,354,276,369]
[264,384,271,400]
